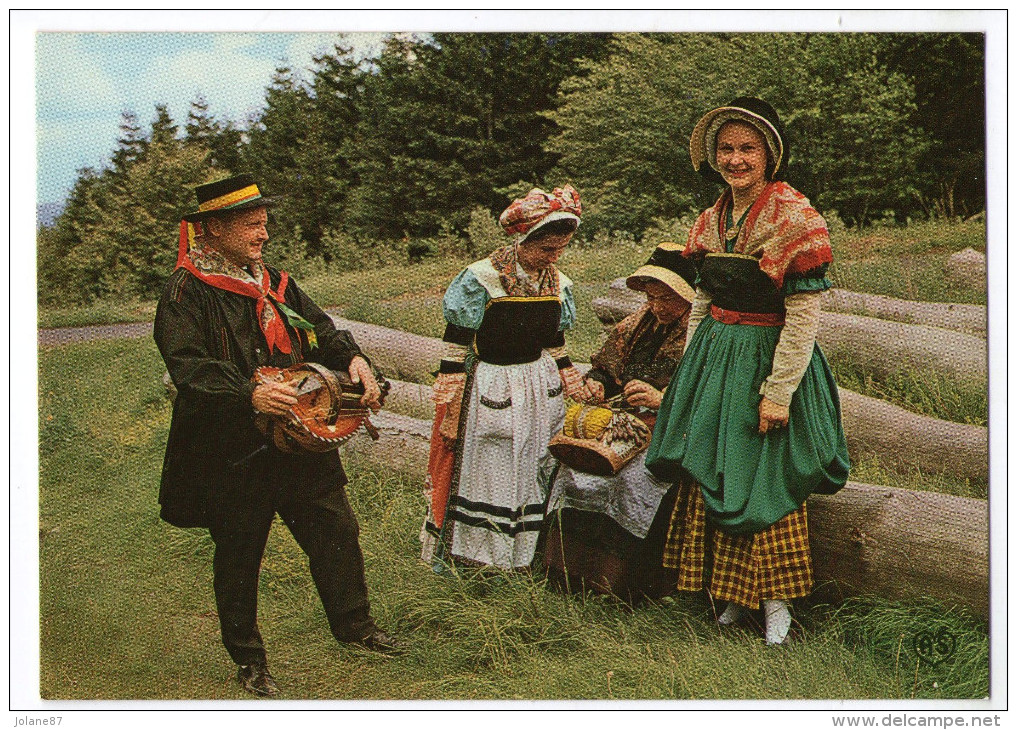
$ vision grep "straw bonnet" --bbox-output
[626,242,697,304]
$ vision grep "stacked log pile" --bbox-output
[161,300,989,618]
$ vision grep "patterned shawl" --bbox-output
[590,304,689,393]
[176,220,293,354]
[488,243,561,298]
[684,181,832,288]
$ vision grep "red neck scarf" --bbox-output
[176,220,293,354]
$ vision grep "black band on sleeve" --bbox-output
[443,323,476,346]
[439,359,466,374]
[555,356,573,370]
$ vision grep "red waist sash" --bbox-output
[711,305,785,326]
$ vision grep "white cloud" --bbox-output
[133,40,280,127]
[36,33,119,119]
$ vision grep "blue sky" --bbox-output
[36,31,389,205]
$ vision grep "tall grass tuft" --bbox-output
[815,597,989,700]
[830,360,987,427]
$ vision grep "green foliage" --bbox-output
[880,34,985,218]
[465,205,505,258]
[547,33,928,234]
[37,298,157,329]
[637,216,697,249]
[38,112,225,304]
[185,94,246,172]
[345,33,613,239]
[545,34,707,235]
[245,51,365,257]
[40,32,984,307]
[315,228,407,274]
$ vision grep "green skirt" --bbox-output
[645,315,850,535]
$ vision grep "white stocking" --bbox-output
[717,602,748,626]
[763,599,792,644]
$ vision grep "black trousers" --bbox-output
[208,469,374,666]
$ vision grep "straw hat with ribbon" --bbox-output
[183,173,278,223]
[175,175,306,355]
[625,241,698,304]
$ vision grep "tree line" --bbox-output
[38,32,984,304]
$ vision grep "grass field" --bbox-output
[36,338,990,701]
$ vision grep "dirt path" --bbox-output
[38,321,154,347]
[38,309,345,347]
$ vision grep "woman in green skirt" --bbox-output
[645,97,850,644]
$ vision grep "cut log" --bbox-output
[593,291,987,385]
[330,315,444,383]
[822,289,985,337]
[345,409,432,472]
[839,389,987,483]
[606,277,987,337]
[819,311,985,386]
[595,286,647,325]
[945,247,987,289]
[345,406,989,620]
[807,481,988,620]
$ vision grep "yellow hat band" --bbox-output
[198,184,263,212]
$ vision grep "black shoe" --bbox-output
[350,628,405,655]
[237,661,279,697]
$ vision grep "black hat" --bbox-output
[626,242,697,303]
[690,97,788,183]
[183,173,277,222]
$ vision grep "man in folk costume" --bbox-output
[155,174,401,697]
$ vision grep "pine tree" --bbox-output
[150,103,179,146]
[346,32,613,240]
[110,111,147,180]
[245,66,317,247]
[185,94,246,174]
[297,44,363,255]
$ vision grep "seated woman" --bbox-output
[543,243,696,601]
[421,185,592,571]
